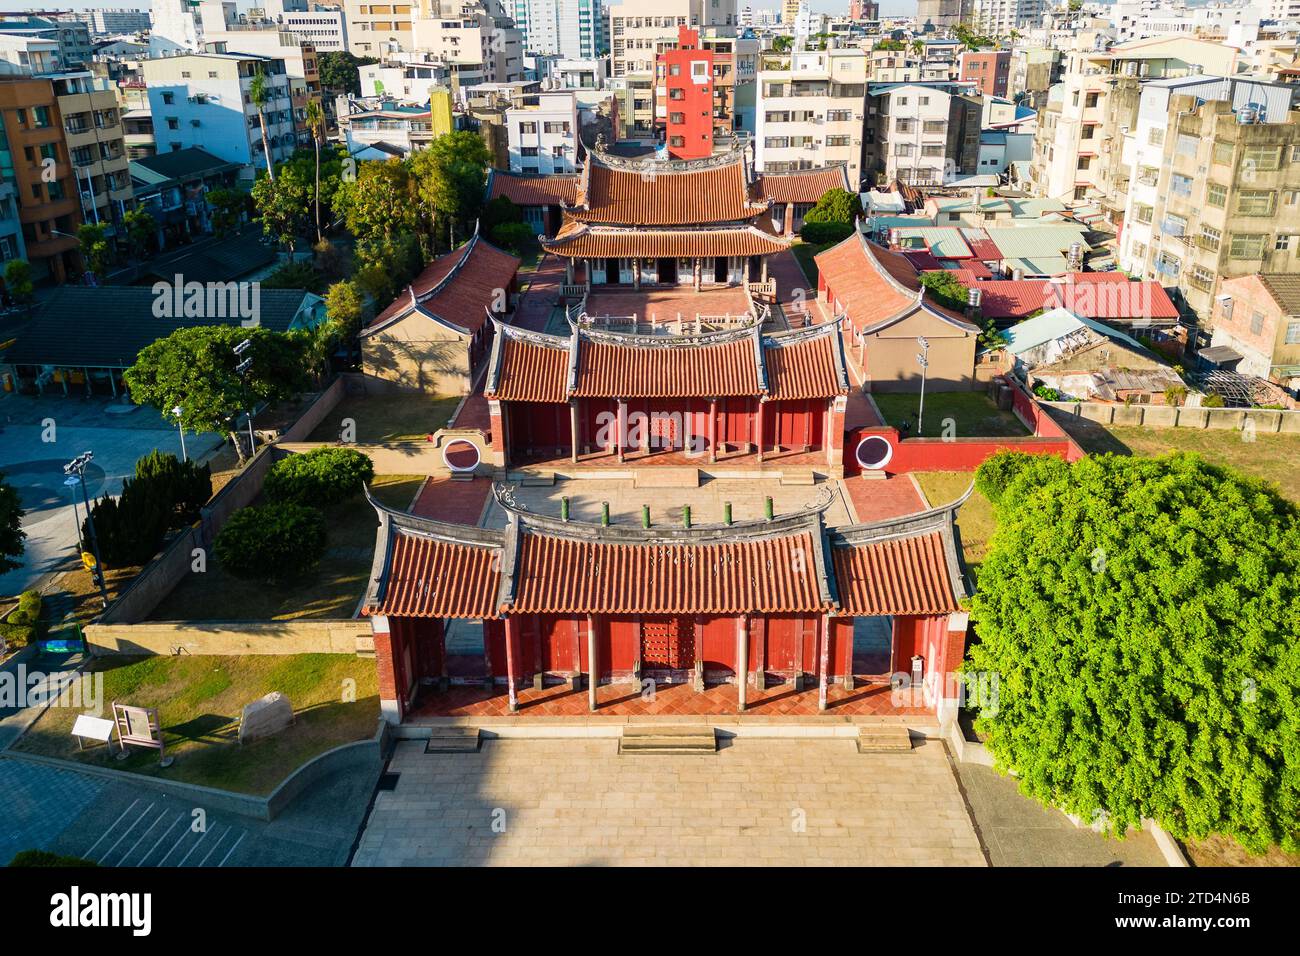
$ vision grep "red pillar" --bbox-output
[372,615,403,724]
[616,399,626,462]
[503,615,519,713]
[756,400,766,462]
[818,614,831,711]
[488,399,508,469]
[708,398,718,463]
[827,394,846,471]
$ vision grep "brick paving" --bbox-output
[584,286,753,326]
[410,477,492,525]
[406,678,929,720]
[352,738,985,866]
[513,254,567,333]
[841,474,928,523]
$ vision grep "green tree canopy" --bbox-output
[333,158,418,257]
[0,471,25,575]
[966,451,1300,854]
[206,187,248,238]
[803,187,860,226]
[124,326,308,462]
[77,222,113,278]
[410,130,491,251]
[318,51,375,96]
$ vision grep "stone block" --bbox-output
[239,691,294,743]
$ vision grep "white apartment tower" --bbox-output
[513,0,604,58]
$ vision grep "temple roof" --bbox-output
[757,165,852,205]
[486,168,579,207]
[484,320,849,403]
[566,149,768,227]
[363,233,521,337]
[540,222,791,259]
[814,232,980,334]
[362,484,970,620]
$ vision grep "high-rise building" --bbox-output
[657,26,713,159]
[959,49,1010,99]
[513,0,604,59]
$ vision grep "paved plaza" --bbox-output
[352,737,987,866]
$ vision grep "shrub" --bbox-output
[1163,385,1188,407]
[1203,392,1226,408]
[134,450,212,527]
[84,476,170,568]
[8,850,97,867]
[1032,384,1060,401]
[0,590,43,648]
[260,260,326,294]
[799,220,854,245]
[802,187,858,225]
[489,221,534,254]
[974,450,1040,505]
[264,447,375,507]
[214,503,327,582]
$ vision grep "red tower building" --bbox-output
[657,26,714,160]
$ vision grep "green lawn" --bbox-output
[913,471,994,585]
[17,654,378,795]
[1053,415,1300,504]
[872,391,1028,438]
[148,475,424,622]
[791,240,833,286]
[306,394,463,443]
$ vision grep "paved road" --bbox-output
[0,393,223,595]
[353,737,986,866]
[0,754,377,867]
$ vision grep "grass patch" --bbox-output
[913,471,994,585]
[16,654,378,795]
[791,240,833,286]
[872,391,1028,438]
[1182,835,1300,868]
[1052,416,1300,504]
[306,394,463,443]
[147,475,423,621]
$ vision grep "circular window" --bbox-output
[855,434,893,471]
[442,439,481,473]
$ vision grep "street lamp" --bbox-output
[172,405,187,462]
[233,339,255,458]
[916,336,930,437]
[65,451,108,608]
[64,475,83,552]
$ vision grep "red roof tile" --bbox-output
[816,234,923,326]
[488,170,578,206]
[832,532,960,616]
[377,532,502,619]
[542,224,787,258]
[571,154,760,226]
[367,236,521,333]
[759,165,852,205]
[574,335,760,398]
[507,531,830,615]
[765,331,847,400]
[488,335,570,403]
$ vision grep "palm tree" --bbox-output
[250,68,275,182]
[305,98,325,243]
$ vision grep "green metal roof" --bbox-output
[1002,307,1147,356]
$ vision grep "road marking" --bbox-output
[137,813,184,867]
[198,826,233,867]
[176,824,211,868]
[84,798,140,858]
[217,831,246,867]
[117,809,169,866]
[155,823,194,867]
[95,802,155,863]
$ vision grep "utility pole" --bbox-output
[916,336,930,436]
[233,339,255,459]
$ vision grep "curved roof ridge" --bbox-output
[856,230,920,300]
[577,320,762,349]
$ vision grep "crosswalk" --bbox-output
[83,799,247,867]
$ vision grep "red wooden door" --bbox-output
[763,614,799,678]
[603,616,640,676]
[540,615,578,673]
[699,615,738,681]
[640,615,695,670]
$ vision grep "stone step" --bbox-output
[633,467,699,489]
[856,725,914,753]
[857,469,888,480]
[619,724,717,755]
[424,728,482,754]
[508,470,556,486]
[779,469,816,486]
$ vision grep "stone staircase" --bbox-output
[618,725,717,755]
[424,727,482,754]
[856,725,914,753]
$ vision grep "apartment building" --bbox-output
[0,77,82,282]
[52,72,132,241]
[143,53,296,177]
[409,1,525,85]
[150,0,237,55]
[1009,47,1061,112]
[506,90,579,171]
[0,115,27,267]
[968,0,1046,36]
[1030,36,1241,205]
[1117,77,1300,338]
[914,0,970,29]
[656,27,713,159]
[60,9,154,37]
[272,6,351,54]
[0,15,92,71]
[343,0,415,56]
[864,81,983,189]
[960,49,1010,99]
[200,28,323,148]
[754,46,868,186]
[607,0,735,138]
[513,0,604,58]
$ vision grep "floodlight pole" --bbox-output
[916,336,930,436]
[172,405,187,462]
[234,339,255,459]
[66,452,108,608]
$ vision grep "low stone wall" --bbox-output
[97,444,280,625]
[278,427,494,477]
[279,376,346,443]
[1045,400,1300,434]
[86,619,374,656]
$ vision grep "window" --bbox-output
[669,112,684,124]
[543,121,568,134]
[520,147,538,157]
[1275,235,1293,251]
[1229,234,1266,259]
[166,117,179,130]
[1133,203,1153,225]
[1206,183,1227,207]
[1236,190,1275,216]
[918,96,929,106]
[897,97,907,106]
[32,106,50,129]
[1170,173,1192,197]
[669,135,684,147]
[922,144,944,158]
[1285,321,1300,345]
[1250,312,1264,335]
[1198,225,1221,251]
[162,92,174,105]
[1077,156,1092,170]
[519,122,537,134]
[826,135,850,147]
[1212,140,1233,165]
[1161,213,1187,237]
[1241,146,1281,171]
[691,61,707,80]
[669,88,684,100]
[1147,127,1164,147]
[1174,134,1198,158]
[669,64,680,76]
[1189,266,1214,291]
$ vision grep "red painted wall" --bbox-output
[659,27,714,160]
